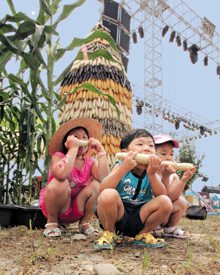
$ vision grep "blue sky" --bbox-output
[1,0,220,191]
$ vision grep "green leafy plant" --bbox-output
[0,0,120,205]
[206,231,220,253]
[142,249,153,275]
[176,141,206,191]
[183,239,193,272]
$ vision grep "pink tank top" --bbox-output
[48,152,95,197]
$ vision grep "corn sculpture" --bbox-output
[58,22,133,166]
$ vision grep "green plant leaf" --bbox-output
[53,60,73,86]
[53,0,86,28]
[36,2,46,25]
[17,38,28,55]
[7,73,28,92]
[75,49,120,64]
[39,102,49,115]
[53,93,67,113]
[40,0,62,25]
[73,30,118,51]
[0,12,32,25]
[44,25,59,36]
[34,107,46,126]
[32,25,45,51]
[53,91,61,102]
[0,49,13,73]
[6,0,16,15]
[55,30,119,61]
[206,231,220,252]
[39,0,52,16]
[0,24,16,33]
[33,47,47,67]
[51,0,63,14]
[176,141,206,190]
[71,82,120,119]
[21,52,38,72]
[14,21,36,40]
[0,90,10,101]
[0,30,18,54]
[51,117,58,133]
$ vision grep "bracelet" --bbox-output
[97,152,106,158]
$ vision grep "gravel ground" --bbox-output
[0,216,220,275]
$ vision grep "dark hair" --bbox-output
[62,126,89,154]
[120,129,155,149]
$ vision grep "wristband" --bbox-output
[97,152,106,158]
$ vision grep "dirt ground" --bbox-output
[0,216,220,275]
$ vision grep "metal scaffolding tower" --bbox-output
[121,0,220,136]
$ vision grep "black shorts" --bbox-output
[95,202,145,237]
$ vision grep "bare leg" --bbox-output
[77,180,100,226]
[96,189,124,232]
[139,195,173,234]
[163,196,188,227]
[44,178,71,231]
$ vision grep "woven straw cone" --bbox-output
[58,22,132,167]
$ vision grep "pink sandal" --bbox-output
[163,227,190,239]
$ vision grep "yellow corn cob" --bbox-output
[102,135,107,144]
[103,80,107,90]
[106,78,110,88]
[110,79,115,90]
[110,135,115,146]
[119,93,124,104]
[109,144,115,154]
[104,144,109,154]
[69,93,74,102]
[106,135,110,145]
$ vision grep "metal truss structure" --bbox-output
[120,0,220,137]
[132,83,220,139]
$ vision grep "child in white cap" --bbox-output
[154,134,196,238]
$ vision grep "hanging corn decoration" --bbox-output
[58,22,133,166]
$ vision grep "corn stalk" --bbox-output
[0,0,119,204]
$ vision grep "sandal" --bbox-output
[79,223,100,236]
[153,225,163,238]
[43,223,61,238]
[94,231,117,249]
[133,232,164,248]
[163,226,190,239]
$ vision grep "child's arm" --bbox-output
[160,165,176,189]
[147,155,167,196]
[89,138,109,182]
[50,136,79,181]
[165,167,196,201]
[99,151,138,192]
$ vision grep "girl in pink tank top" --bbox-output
[40,118,109,237]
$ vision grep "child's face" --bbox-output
[125,136,155,170]
[126,136,155,154]
[155,143,174,162]
[68,128,89,156]
[68,128,88,140]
